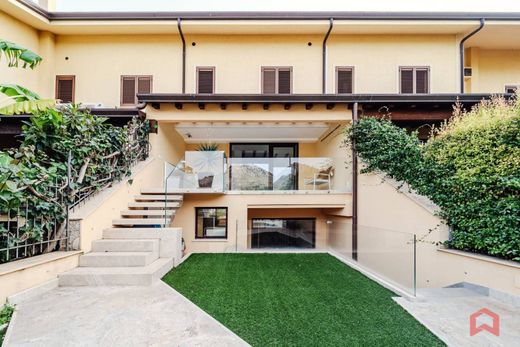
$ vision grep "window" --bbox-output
[195,207,227,239]
[336,67,354,94]
[505,85,519,94]
[262,67,292,94]
[55,75,75,103]
[399,67,429,94]
[121,75,152,106]
[197,67,215,94]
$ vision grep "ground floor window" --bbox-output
[196,207,228,239]
[251,218,315,248]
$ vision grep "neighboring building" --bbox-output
[1,0,520,254]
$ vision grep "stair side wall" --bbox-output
[69,158,164,253]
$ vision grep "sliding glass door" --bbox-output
[251,218,316,248]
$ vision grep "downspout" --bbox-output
[177,18,186,94]
[322,18,334,94]
[352,102,358,261]
[459,18,485,93]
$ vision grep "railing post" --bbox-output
[164,162,168,227]
[413,233,417,297]
[352,102,359,261]
[66,151,72,251]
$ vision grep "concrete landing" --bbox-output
[395,288,520,347]
[5,282,249,347]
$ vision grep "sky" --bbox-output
[54,0,520,12]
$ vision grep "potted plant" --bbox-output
[194,143,219,188]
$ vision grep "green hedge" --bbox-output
[346,97,520,262]
[1,106,149,263]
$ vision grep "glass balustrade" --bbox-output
[164,153,351,193]
[228,157,351,192]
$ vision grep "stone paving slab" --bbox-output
[5,282,249,347]
[395,289,520,347]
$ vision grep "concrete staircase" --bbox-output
[59,190,183,286]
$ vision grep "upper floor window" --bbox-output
[505,85,519,94]
[56,75,75,103]
[121,75,152,106]
[262,67,292,94]
[197,67,215,94]
[336,67,354,94]
[400,67,429,94]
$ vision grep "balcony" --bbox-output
[164,151,351,194]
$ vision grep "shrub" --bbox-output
[346,97,520,261]
[0,106,149,262]
[0,304,14,343]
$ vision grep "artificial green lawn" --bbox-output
[163,253,444,347]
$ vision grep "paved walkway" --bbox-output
[395,288,520,347]
[5,282,249,347]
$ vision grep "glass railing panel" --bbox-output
[165,151,226,192]
[328,220,416,296]
[228,157,351,192]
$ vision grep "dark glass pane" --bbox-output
[251,218,315,248]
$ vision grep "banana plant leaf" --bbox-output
[0,40,42,69]
[0,84,55,115]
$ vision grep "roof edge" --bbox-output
[137,93,512,104]
[13,1,520,21]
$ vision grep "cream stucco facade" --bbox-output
[1,2,520,300]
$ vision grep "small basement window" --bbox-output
[505,85,519,94]
[196,207,228,239]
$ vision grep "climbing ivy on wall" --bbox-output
[0,106,149,262]
[345,97,520,262]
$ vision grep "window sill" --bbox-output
[192,239,228,242]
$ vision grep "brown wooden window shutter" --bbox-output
[400,68,414,94]
[121,75,152,106]
[277,68,292,94]
[415,69,429,94]
[262,68,276,94]
[337,68,354,94]
[56,76,75,103]
[262,67,292,94]
[137,76,152,94]
[400,67,429,94]
[197,68,214,94]
[121,77,136,105]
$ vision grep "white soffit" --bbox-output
[175,122,330,143]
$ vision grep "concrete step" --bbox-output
[79,251,158,267]
[103,228,179,240]
[112,218,168,226]
[59,258,173,286]
[91,239,159,253]
[418,288,485,300]
[128,202,180,209]
[120,209,175,217]
[141,188,184,195]
[134,194,183,201]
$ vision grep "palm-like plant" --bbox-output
[0,39,55,115]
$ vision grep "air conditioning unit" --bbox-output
[464,67,472,77]
[81,103,105,109]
